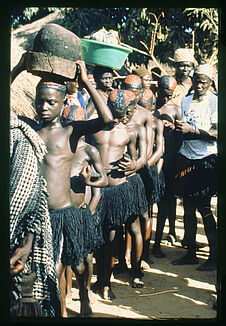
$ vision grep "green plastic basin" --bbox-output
[81,38,132,70]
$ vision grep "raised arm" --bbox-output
[86,98,96,118]
[76,60,113,124]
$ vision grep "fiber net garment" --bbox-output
[10,116,60,317]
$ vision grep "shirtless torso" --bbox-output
[130,104,153,160]
[90,122,137,186]
[70,138,107,210]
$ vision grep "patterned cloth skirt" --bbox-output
[49,205,104,267]
[138,164,165,205]
[173,153,217,198]
[97,181,136,228]
[127,173,149,215]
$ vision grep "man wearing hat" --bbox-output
[135,66,152,89]
[171,48,195,106]
[172,64,217,271]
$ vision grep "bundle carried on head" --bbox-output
[87,27,120,45]
[26,23,82,80]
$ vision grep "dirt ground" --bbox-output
[11,12,217,321]
[66,198,217,320]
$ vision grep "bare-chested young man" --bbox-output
[152,75,182,258]
[122,75,157,266]
[34,60,113,317]
[88,89,147,299]
[138,88,165,264]
[65,137,108,307]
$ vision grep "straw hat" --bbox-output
[169,48,195,64]
[135,66,151,78]
[193,64,214,80]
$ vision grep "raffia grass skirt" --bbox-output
[173,153,217,198]
[138,164,165,205]
[49,205,104,267]
[97,181,135,228]
[127,173,149,215]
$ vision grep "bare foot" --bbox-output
[132,277,144,288]
[61,306,68,318]
[152,246,166,258]
[91,281,102,293]
[88,289,97,304]
[141,255,154,266]
[171,254,199,265]
[65,294,72,305]
[196,259,216,271]
[102,286,116,300]
[80,299,93,317]
[61,299,68,317]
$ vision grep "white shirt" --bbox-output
[179,92,217,159]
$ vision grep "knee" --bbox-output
[71,261,85,276]
[141,211,150,222]
[128,221,142,239]
[85,253,93,267]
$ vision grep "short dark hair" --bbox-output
[93,66,113,82]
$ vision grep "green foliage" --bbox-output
[11,7,218,66]
[183,8,218,63]
[11,7,59,29]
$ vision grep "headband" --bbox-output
[37,81,67,94]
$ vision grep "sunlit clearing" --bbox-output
[184,278,216,291]
[173,293,208,306]
[149,267,178,278]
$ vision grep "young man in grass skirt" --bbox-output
[89,89,147,298]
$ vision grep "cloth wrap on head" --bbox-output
[193,64,214,80]
[107,89,136,113]
[123,74,143,90]
[62,104,86,121]
[158,75,177,91]
[62,94,86,121]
